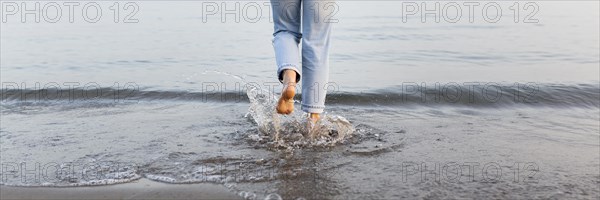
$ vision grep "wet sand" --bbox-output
[0,179,240,200]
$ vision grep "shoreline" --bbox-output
[0,178,241,200]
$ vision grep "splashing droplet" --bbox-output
[245,84,354,148]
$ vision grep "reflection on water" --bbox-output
[141,150,349,199]
[1,95,598,198]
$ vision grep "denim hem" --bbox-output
[301,104,325,114]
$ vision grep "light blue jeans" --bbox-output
[271,0,334,114]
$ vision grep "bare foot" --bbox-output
[309,113,320,124]
[307,113,321,138]
[276,70,296,114]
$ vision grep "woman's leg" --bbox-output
[271,0,302,114]
[301,0,335,122]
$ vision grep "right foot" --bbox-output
[309,113,320,124]
[276,70,297,114]
[307,113,321,138]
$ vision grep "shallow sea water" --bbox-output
[1,1,599,199]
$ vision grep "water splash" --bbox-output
[195,70,355,148]
[245,84,355,149]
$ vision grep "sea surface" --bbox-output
[1,1,599,199]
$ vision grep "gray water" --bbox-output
[1,1,599,199]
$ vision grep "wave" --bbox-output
[1,83,598,108]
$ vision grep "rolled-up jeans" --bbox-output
[271,0,334,114]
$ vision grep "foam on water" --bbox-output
[245,83,355,149]
[0,159,141,187]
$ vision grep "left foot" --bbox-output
[276,83,296,114]
[276,70,297,115]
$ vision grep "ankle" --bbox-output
[282,70,297,84]
[309,113,320,119]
